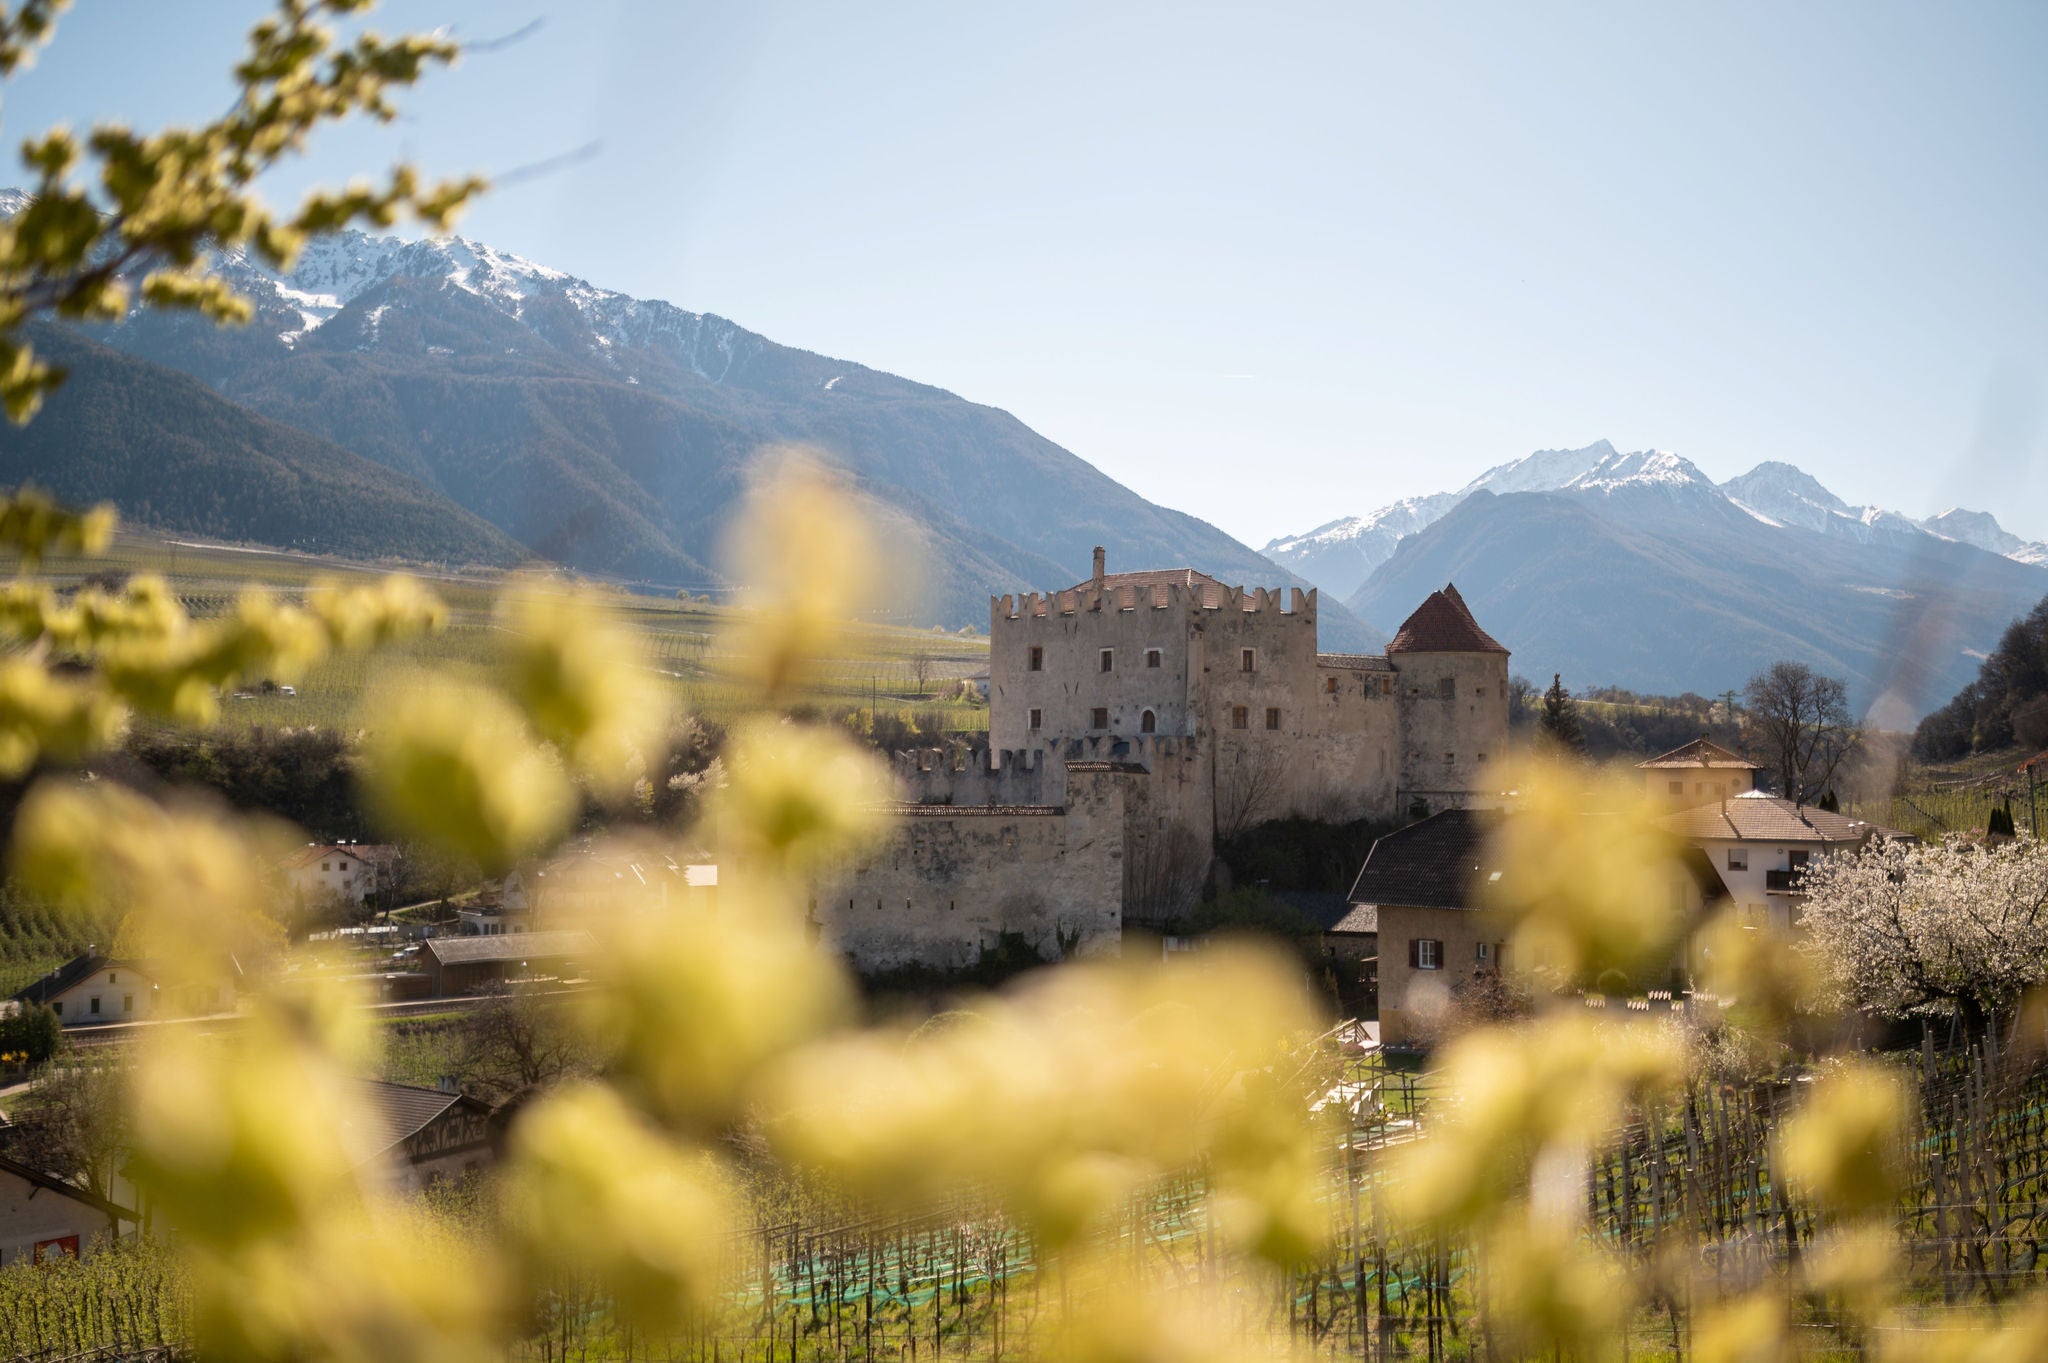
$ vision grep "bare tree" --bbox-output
[1744,660,1858,803]
[453,991,593,1105]
[4,1062,127,1200]
[1123,821,1209,923]
[1215,741,1289,841]
[909,649,935,698]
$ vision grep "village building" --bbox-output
[11,953,240,1026]
[0,1153,140,1264]
[1350,809,1729,1047]
[1659,792,1904,932]
[423,931,595,997]
[348,1080,496,1191]
[282,842,401,910]
[1637,738,1762,806]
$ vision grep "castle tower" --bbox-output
[1387,583,1511,815]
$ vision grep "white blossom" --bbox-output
[1797,833,2048,1023]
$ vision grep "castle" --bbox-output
[817,551,1511,970]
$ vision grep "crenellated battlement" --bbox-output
[992,580,1316,622]
[891,734,1196,810]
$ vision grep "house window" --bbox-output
[1669,780,1683,795]
[1438,677,1455,701]
[107,972,116,984]
[321,862,330,872]
[1265,707,1281,731]
[1029,708,1043,730]
[1028,646,1043,672]
[1140,710,1157,734]
[1325,676,1338,694]
[1241,648,1255,673]
[1091,707,1109,729]
[122,994,133,1013]
[1476,941,1491,964]
[1411,938,1441,970]
[1727,847,1748,872]
[1231,706,1249,730]
[89,997,100,1015]
[1146,648,1161,669]
[51,1002,60,1017]
[1100,649,1113,673]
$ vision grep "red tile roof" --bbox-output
[1638,738,1761,771]
[1384,584,1508,655]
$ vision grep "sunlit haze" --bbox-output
[12,0,2048,545]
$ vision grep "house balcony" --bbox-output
[1765,869,1806,894]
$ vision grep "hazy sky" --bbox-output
[10,1,2048,546]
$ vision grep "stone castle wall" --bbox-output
[817,763,1132,972]
[1390,651,1511,813]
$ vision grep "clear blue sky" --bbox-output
[10,1,2048,546]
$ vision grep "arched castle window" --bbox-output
[1140,709,1157,734]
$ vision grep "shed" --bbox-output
[423,930,596,997]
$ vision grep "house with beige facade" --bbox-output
[1350,809,1729,1047]
[1659,792,1903,932]
[11,952,239,1026]
[1637,738,1761,806]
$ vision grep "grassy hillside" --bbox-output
[29,533,992,736]
[5,328,529,569]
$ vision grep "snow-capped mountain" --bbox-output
[6,195,1377,642]
[1921,508,2048,567]
[1267,442,2048,599]
[1261,440,1727,597]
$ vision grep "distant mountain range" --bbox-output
[1267,441,2048,716]
[1267,439,2048,600]
[0,190,1377,647]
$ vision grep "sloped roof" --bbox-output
[425,930,596,966]
[1677,845,1731,901]
[1660,793,1881,844]
[1638,737,1761,771]
[11,955,149,1007]
[0,1151,139,1223]
[1384,584,1508,655]
[1326,902,1379,935]
[1345,809,1500,911]
[350,1080,462,1155]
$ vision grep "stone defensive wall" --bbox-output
[892,734,1202,808]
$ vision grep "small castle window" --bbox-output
[1029,708,1042,731]
[1241,648,1256,673]
[1444,752,1455,764]
[1475,686,1487,697]
[1140,709,1157,734]
[1146,648,1161,669]
[1231,706,1249,730]
[1438,677,1455,701]
[1091,707,1109,729]
[1028,646,1043,672]
[1099,649,1113,673]
[1265,707,1281,731]
[1382,678,1392,696]
[1325,676,1337,694]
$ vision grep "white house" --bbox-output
[0,1153,140,1264]
[1637,737,1762,806]
[10,953,239,1025]
[283,842,400,910]
[1660,792,1904,931]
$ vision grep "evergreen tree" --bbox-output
[1989,803,2017,838]
[1818,789,1840,813]
[1539,673,1586,752]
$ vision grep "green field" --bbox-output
[22,532,993,736]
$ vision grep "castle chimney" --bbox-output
[1092,546,1106,586]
